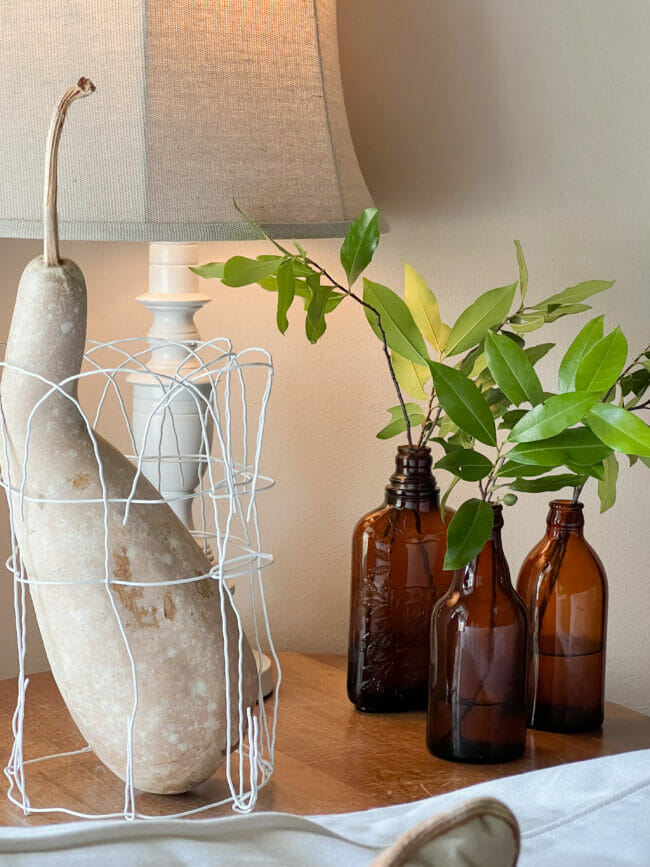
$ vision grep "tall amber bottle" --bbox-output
[347,446,452,713]
[427,505,528,763]
[517,500,607,732]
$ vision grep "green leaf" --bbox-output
[499,409,527,430]
[497,329,526,349]
[525,343,555,366]
[497,461,555,478]
[403,263,450,354]
[481,387,510,418]
[469,351,489,379]
[535,279,614,308]
[448,430,474,448]
[507,427,612,467]
[544,303,591,322]
[514,241,528,303]
[434,448,493,481]
[566,461,605,481]
[305,275,331,344]
[509,392,600,442]
[621,368,650,398]
[190,262,225,279]
[502,331,526,347]
[289,259,318,277]
[476,365,496,391]
[376,404,425,440]
[508,312,546,334]
[574,326,628,394]
[597,453,619,513]
[325,293,345,313]
[257,275,287,293]
[429,436,464,455]
[558,315,605,392]
[484,331,543,406]
[458,344,486,377]
[438,414,459,439]
[275,259,295,334]
[263,276,344,315]
[440,476,460,522]
[363,279,431,365]
[445,282,517,357]
[429,362,496,446]
[586,403,650,456]
[444,499,494,571]
[392,351,430,399]
[222,255,284,287]
[510,474,587,493]
[340,207,380,286]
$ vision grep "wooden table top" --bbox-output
[1,652,649,825]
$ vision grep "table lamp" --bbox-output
[0,0,373,537]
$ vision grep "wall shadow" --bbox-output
[338,0,509,217]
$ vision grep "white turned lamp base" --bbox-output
[128,243,213,549]
[253,651,274,697]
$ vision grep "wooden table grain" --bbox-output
[1,652,649,825]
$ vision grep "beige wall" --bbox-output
[1,0,649,711]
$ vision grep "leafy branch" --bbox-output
[191,204,650,570]
[193,206,415,445]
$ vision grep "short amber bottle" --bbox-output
[347,446,453,713]
[427,505,528,763]
[517,500,607,732]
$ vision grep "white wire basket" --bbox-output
[0,335,279,821]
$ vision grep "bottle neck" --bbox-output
[385,445,439,509]
[545,499,585,538]
[455,504,510,592]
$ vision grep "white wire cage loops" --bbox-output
[0,336,280,820]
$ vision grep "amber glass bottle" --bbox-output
[427,505,528,763]
[517,500,607,732]
[347,446,453,713]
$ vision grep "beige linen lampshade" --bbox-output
[0,0,373,241]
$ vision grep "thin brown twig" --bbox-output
[572,484,584,503]
[306,258,414,446]
[418,390,437,447]
[483,449,505,503]
[603,343,650,403]
[422,406,443,446]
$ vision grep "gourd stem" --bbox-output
[43,77,95,266]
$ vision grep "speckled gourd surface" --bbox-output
[0,82,256,795]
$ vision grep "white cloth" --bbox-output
[0,748,648,865]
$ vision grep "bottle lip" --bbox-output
[547,498,584,530]
[549,498,584,511]
[396,444,432,456]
